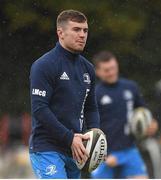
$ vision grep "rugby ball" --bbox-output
[76,129,107,173]
[130,107,152,139]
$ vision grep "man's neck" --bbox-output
[103,79,119,86]
[59,40,76,54]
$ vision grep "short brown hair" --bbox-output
[93,51,117,67]
[57,9,87,27]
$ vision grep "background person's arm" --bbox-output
[133,82,158,136]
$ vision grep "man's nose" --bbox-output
[79,30,86,38]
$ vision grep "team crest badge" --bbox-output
[45,165,57,176]
[123,90,133,100]
[83,73,91,84]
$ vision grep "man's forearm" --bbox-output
[34,106,74,147]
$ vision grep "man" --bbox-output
[91,51,158,179]
[29,10,100,179]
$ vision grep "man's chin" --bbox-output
[73,47,84,53]
[104,78,118,84]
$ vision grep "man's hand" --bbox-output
[91,128,100,130]
[71,133,90,164]
[105,155,118,167]
[146,119,158,136]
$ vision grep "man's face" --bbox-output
[96,58,119,84]
[57,20,88,53]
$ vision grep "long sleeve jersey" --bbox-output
[96,78,145,152]
[29,42,100,155]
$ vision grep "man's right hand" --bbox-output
[71,133,90,164]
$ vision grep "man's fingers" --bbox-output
[82,134,90,140]
[73,144,88,163]
[73,147,82,163]
[76,146,88,162]
[74,133,90,141]
[72,147,77,160]
[80,142,89,157]
[71,133,90,163]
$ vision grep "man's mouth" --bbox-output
[77,41,85,45]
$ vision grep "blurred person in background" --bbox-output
[91,51,158,179]
[154,80,161,137]
[0,113,33,178]
[29,9,100,179]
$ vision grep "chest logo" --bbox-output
[100,95,112,105]
[60,72,70,80]
[83,73,91,84]
[123,90,133,100]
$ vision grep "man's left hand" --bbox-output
[146,119,158,136]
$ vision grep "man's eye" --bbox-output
[73,28,80,32]
[84,29,88,33]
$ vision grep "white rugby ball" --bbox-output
[76,129,107,172]
[130,107,152,139]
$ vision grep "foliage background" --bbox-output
[1,0,161,115]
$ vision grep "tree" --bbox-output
[1,0,161,115]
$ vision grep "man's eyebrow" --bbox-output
[72,27,88,29]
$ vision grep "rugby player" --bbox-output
[91,51,158,179]
[29,10,100,179]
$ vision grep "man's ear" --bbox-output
[57,27,64,40]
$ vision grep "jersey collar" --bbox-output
[55,42,79,60]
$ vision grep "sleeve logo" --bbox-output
[123,90,133,100]
[32,89,46,97]
[83,73,91,84]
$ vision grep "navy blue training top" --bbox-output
[29,42,100,155]
[96,78,145,152]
